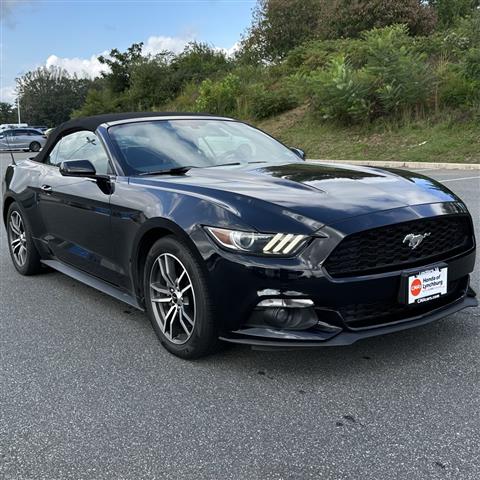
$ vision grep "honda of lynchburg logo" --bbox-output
[403,232,431,250]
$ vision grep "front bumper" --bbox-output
[191,204,477,349]
[220,288,478,348]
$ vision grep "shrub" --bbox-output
[363,26,434,115]
[437,67,478,107]
[245,83,297,119]
[305,56,373,124]
[463,48,480,80]
[285,38,368,72]
[162,81,199,112]
[195,74,242,115]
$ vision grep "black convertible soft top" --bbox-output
[35,111,220,164]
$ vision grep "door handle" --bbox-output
[41,184,53,193]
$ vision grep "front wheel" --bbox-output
[29,141,41,152]
[6,202,42,275]
[144,236,218,359]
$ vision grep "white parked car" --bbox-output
[0,128,47,152]
[0,123,28,131]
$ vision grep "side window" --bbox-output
[48,131,112,175]
[45,139,62,166]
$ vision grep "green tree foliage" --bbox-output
[240,0,324,62]
[16,66,93,125]
[38,3,480,127]
[76,42,231,116]
[330,0,437,38]
[128,53,176,110]
[297,26,435,123]
[0,102,16,123]
[428,0,479,28]
[97,43,144,93]
[245,83,297,119]
[302,56,373,123]
[195,74,242,116]
[170,42,232,86]
[240,0,437,62]
[363,25,433,115]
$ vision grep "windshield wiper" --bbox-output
[138,166,193,176]
[206,162,241,168]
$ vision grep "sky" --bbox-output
[0,0,256,103]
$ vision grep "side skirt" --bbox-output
[41,259,144,311]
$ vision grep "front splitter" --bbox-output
[219,294,478,349]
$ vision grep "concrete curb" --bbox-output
[308,159,480,170]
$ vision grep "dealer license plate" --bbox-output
[407,267,448,305]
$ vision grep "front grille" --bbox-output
[324,215,473,278]
[339,277,468,330]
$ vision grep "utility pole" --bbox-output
[17,98,21,124]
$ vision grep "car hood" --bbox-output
[133,162,460,232]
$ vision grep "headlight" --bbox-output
[205,227,308,255]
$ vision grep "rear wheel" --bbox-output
[6,203,42,275]
[29,141,41,152]
[144,236,218,359]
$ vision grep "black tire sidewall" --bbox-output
[143,236,217,359]
[7,202,41,275]
[30,142,40,152]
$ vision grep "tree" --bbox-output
[330,1,437,38]
[98,43,144,93]
[0,102,16,123]
[428,0,480,27]
[128,53,176,110]
[171,42,231,86]
[16,66,93,126]
[240,0,437,62]
[240,0,324,62]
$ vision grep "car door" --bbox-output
[37,130,118,283]
[0,131,7,149]
[13,129,29,149]
[2,130,18,149]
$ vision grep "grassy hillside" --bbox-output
[258,107,480,163]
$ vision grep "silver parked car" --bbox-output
[0,128,47,152]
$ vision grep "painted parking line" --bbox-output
[439,176,480,183]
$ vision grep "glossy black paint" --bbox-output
[2,115,477,347]
[59,159,97,178]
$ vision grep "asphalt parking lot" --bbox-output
[1,152,479,480]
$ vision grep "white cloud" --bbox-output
[142,35,192,56]
[216,41,241,58]
[45,52,109,78]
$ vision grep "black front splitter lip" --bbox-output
[219,294,478,349]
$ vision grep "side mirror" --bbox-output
[290,147,306,160]
[60,159,96,178]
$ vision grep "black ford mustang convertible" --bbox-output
[2,113,477,358]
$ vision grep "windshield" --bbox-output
[108,119,300,175]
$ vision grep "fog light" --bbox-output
[256,298,314,309]
[249,298,317,330]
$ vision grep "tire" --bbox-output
[6,202,42,275]
[144,236,218,359]
[29,141,41,152]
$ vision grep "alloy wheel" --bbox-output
[9,211,27,267]
[149,253,196,345]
